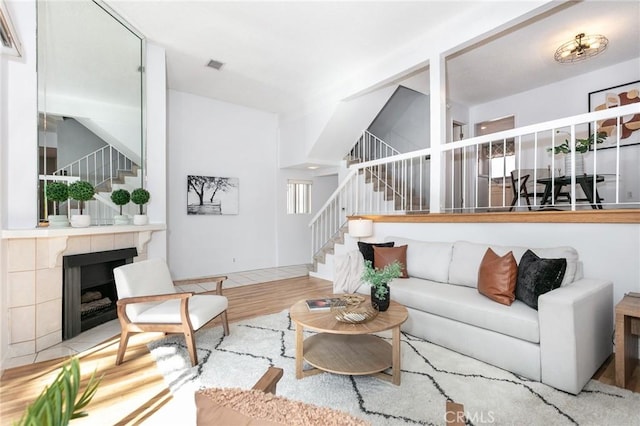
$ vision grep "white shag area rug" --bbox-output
[148,310,640,425]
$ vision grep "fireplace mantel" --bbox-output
[2,223,165,239]
[3,224,166,357]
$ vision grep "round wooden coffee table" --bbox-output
[290,296,408,385]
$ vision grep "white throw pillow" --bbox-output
[384,236,453,283]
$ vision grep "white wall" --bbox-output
[145,42,167,260]
[373,221,640,315]
[167,90,280,278]
[275,171,338,266]
[2,0,37,229]
[469,59,640,129]
[368,87,430,153]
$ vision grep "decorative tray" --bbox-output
[331,295,378,324]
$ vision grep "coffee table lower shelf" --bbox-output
[302,333,393,380]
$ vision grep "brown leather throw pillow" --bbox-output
[373,245,408,278]
[477,248,518,305]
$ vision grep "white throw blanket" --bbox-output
[333,250,365,294]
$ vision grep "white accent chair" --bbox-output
[113,258,229,366]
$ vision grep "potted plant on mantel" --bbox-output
[130,188,150,225]
[110,189,131,225]
[68,180,95,228]
[548,131,607,176]
[361,260,403,312]
[45,181,69,228]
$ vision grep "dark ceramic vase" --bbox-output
[371,284,390,312]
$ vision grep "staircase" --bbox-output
[309,131,426,278]
[53,145,142,225]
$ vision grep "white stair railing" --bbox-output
[310,131,421,257]
[347,130,401,163]
[53,145,136,191]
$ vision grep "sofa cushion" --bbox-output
[516,249,566,310]
[449,241,578,288]
[357,241,394,264]
[477,248,518,306]
[383,277,540,343]
[384,236,453,283]
[373,245,408,278]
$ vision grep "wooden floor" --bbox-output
[1,275,638,425]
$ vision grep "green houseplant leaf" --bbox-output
[130,188,150,215]
[68,181,95,215]
[14,357,102,426]
[548,131,607,155]
[362,259,403,301]
[45,182,68,215]
[110,189,131,215]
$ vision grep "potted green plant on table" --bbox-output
[68,180,95,228]
[45,181,69,227]
[548,131,607,176]
[130,188,150,225]
[361,260,403,312]
[110,189,131,225]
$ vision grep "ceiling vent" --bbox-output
[207,59,224,70]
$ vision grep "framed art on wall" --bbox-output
[588,80,640,150]
[187,175,239,215]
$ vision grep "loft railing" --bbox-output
[310,103,640,257]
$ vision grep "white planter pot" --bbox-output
[133,214,148,225]
[113,214,130,225]
[70,214,91,228]
[564,154,584,177]
[48,214,69,228]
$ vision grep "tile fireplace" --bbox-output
[62,247,137,340]
[2,224,165,357]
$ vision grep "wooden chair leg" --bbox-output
[115,329,131,366]
[252,367,284,394]
[184,329,198,366]
[221,311,230,336]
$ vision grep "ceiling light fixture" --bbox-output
[554,33,608,63]
[206,59,224,70]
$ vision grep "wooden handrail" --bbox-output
[351,209,640,224]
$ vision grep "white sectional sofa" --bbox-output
[355,237,613,394]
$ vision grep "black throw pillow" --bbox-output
[357,241,394,264]
[516,249,567,310]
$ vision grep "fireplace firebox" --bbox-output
[62,248,138,340]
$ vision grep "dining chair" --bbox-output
[113,258,229,366]
[509,171,545,211]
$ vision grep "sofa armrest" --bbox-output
[538,278,613,394]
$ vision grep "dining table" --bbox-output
[536,174,605,209]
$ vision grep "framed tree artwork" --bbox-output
[588,80,640,150]
[187,175,239,215]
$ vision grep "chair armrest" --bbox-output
[173,276,228,295]
[251,367,284,394]
[116,292,194,306]
[538,278,613,394]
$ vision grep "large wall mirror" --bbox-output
[37,0,144,225]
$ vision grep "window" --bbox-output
[287,180,312,214]
[490,154,516,179]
